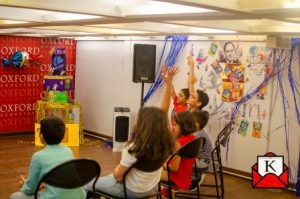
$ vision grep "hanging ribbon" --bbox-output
[297,152,300,196]
[143,36,188,103]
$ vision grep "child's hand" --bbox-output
[19,175,26,188]
[162,67,179,83]
[39,183,46,191]
[187,56,195,68]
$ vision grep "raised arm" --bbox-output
[160,65,180,113]
[187,56,196,95]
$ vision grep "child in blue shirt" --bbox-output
[10,117,85,199]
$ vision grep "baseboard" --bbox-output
[223,166,252,179]
[223,166,296,190]
[83,129,112,141]
[0,131,34,137]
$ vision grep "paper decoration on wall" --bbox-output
[196,48,208,68]
[218,41,242,64]
[1,51,42,68]
[211,60,223,75]
[208,42,218,57]
[50,48,66,76]
[252,121,262,138]
[238,119,249,137]
[256,86,266,100]
[221,64,245,102]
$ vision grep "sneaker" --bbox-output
[160,186,169,198]
[160,185,179,198]
[189,173,206,191]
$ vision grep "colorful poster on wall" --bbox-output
[238,119,249,137]
[252,121,262,138]
[0,36,76,133]
[221,64,245,102]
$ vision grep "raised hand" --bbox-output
[187,56,195,69]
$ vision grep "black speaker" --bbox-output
[133,44,156,83]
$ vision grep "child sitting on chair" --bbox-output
[160,111,197,194]
[189,110,212,191]
[10,116,85,199]
[85,107,175,198]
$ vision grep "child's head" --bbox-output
[130,107,174,160]
[188,89,209,110]
[193,110,209,131]
[173,111,196,137]
[177,88,190,105]
[40,116,65,145]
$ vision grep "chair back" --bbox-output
[176,137,205,159]
[35,158,100,199]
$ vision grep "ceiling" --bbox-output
[1,0,300,40]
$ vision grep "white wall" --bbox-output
[75,40,165,136]
[75,39,299,184]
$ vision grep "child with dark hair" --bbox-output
[189,110,212,191]
[187,56,209,112]
[161,65,190,132]
[160,111,197,193]
[85,106,175,198]
[171,87,190,125]
[160,67,199,195]
[10,117,85,199]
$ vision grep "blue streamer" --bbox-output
[288,42,300,124]
[144,36,188,103]
[297,152,300,196]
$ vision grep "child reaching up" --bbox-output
[161,64,190,132]
[10,117,85,199]
[160,66,199,193]
[187,56,209,112]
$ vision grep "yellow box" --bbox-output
[35,123,79,147]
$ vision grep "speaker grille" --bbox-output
[133,44,156,83]
[115,116,129,142]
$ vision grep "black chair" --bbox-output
[90,159,163,199]
[199,121,233,199]
[161,137,205,199]
[34,158,100,199]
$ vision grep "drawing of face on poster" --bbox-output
[238,119,249,137]
[252,121,262,138]
[208,42,218,57]
[218,41,242,64]
[196,48,208,66]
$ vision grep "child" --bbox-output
[161,65,190,133]
[187,56,209,112]
[85,107,175,198]
[189,110,212,191]
[160,66,198,191]
[10,116,85,199]
[160,111,197,191]
[170,87,190,131]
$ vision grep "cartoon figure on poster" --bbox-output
[218,41,242,64]
[252,121,262,138]
[238,119,249,137]
[195,48,208,68]
[50,48,66,76]
[208,42,219,57]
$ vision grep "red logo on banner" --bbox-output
[0,36,76,133]
[252,152,289,188]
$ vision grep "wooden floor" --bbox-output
[0,134,296,199]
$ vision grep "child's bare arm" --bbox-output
[113,164,130,182]
[187,56,195,94]
[160,66,180,113]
